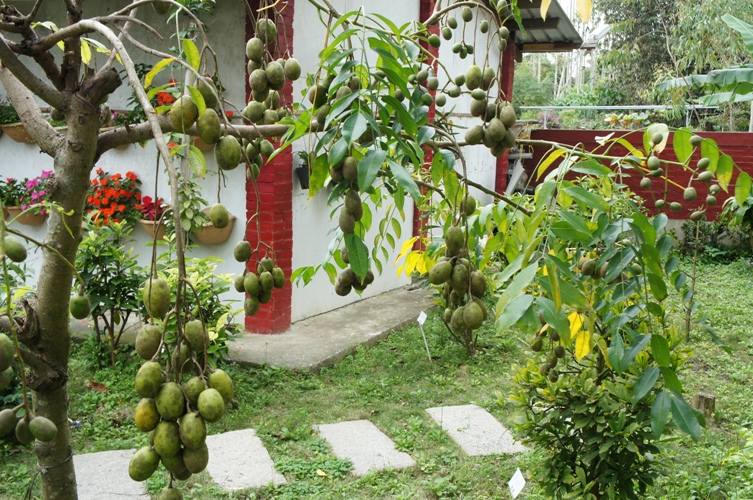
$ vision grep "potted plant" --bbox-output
[139,195,168,240]
[0,177,28,218]
[192,207,236,245]
[85,169,144,227]
[6,171,53,225]
[0,100,33,143]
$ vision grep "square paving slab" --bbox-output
[205,429,286,489]
[425,404,525,456]
[315,420,416,475]
[73,449,148,499]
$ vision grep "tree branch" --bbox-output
[0,65,64,156]
[0,35,67,110]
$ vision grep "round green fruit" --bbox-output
[4,236,26,263]
[197,108,221,145]
[690,134,703,147]
[135,361,164,399]
[651,132,664,146]
[154,420,182,457]
[198,388,225,423]
[179,412,207,450]
[135,398,160,432]
[184,319,208,352]
[143,277,171,319]
[169,95,199,131]
[215,136,242,170]
[156,382,185,420]
[183,376,206,406]
[683,186,697,202]
[0,408,15,437]
[208,369,234,404]
[129,446,160,481]
[28,416,57,442]
[183,443,209,474]
[69,294,91,320]
[0,333,14,372]
[208,203,230,228]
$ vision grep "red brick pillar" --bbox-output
[245,0,294,334]
[495,42,516,193]
[413,0,439,246]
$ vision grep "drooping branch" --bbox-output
[0,35,67,110]
[0,65,64,156]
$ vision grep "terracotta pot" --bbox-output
[139,219,167,240]
[192,214,236,245]
[6,206,46,225]
[1,123,34,143]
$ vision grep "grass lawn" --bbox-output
[3,259,753,498]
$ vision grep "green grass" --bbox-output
[4,259,753,498]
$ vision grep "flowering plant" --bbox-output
[85,169,142,226]
[140,195,166,222]
[22,170,53,215]
[0,177,28,207]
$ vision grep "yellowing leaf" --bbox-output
[403,251,421,277]
[536,149,565,180]
[540,0,552,21]
[576,0,593,23]
[81,39,92,66]
[569,312,583,337]
[316,469,328,477]
[182,39,201,71]
[144,57,175,89]
[395,236,418,265]
[416,253,432,274]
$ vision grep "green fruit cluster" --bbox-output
[130,351,234,484]
[240,138,275,180]
[231,255,286,317]
[334,263,374,297]
[531,325,567,383]
[430,227,489,334]
[0,406,58,445]
[242,18,299,130]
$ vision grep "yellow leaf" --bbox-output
[316,469,328,477]
[144,57,176,89]
[81,39,92,66]
[403,251,421,277]
[540,0,552,21]
[416,252,432,275]
[574,329,591,361]
[568,312,583,337]
[536,149,565,180]
[576,0,592,23]
[395,236,418,265]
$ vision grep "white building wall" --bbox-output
[289,0,420,322]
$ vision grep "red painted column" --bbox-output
[244,0,294,334]
[413,0,439,247]
[495,42,516,194]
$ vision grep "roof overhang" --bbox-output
[506,0,584,55]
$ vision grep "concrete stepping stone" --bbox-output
[315,420,416,475]
[426,404,525,456]
[205,429,287,489]
[73,449,148,499]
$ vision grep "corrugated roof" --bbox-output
[508,0,583,53]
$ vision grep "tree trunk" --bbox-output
[28,94,104,499]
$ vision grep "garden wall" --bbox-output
[526,129,753,220]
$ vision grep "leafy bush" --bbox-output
[678,219,752,263]
[76,217,149,368]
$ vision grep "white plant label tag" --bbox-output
[509,468,526,498]
[417,311,427,325]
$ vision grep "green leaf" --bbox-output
[496,262,538,317]
[187,85,206,118]
[182,39,201,71]
[329,138,349,167]
[650,334,671,367]
[496,294,534,331]
[342,112,368,146]
[571,158,613,177]
[187,146,206,177]
[646,272,668,301]
[608,333,625,373]
[651,390,671,437]
[723,14,753,53]
[358,150,386,191]
[536,297,570,341]
[308,154,329,198]
[717,154,734,191]
[701,138,720,173]
[622,334,650,369]
[535,180,556,208]
[736,172,752,206]
[563,186,609,212]
[660,366,683,393]
[417,126,435,145]
[672,127,693,164]
[387,159,421,201]
[632,366,660,404]
[670,394,701,441]
[144,57,175,89]
[344,233,370,283]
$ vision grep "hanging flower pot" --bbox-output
[192,210,236,245]
[1,123,34,143]
[295,166,310,190]
[139,219,167,240]
[6,206,46,225]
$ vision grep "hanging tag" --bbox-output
[417,311,427,325]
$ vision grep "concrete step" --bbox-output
[425,404,525,456]
[73,449,148,499]
[205,429,286,489]
[314,420,416,476]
